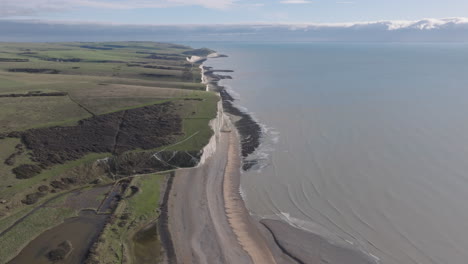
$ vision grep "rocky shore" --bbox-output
[202,66,263,170]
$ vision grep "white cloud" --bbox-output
[383,17,468,30]
[165,0,237,9]
[262,17,468,31]
[246,3,265,7]
[0,0,237,16]
[280,0,311,4]
[5,17,468,31]
[3,17,468,42]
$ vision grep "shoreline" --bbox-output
[199,56,300,264]
[166,53,379,264]
[222,127,278,263]
[175,53,379,264]
[202,66,263,170]
[166,55,289,263]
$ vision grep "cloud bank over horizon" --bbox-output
[1,17,468,42]
[0,0,237,16]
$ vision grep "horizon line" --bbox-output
[2,17,468,28]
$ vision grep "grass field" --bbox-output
[0,42,217,263]
[88,174,166,264]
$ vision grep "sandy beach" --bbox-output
[168,119,255,263]
[166,87,272,261]
[223,128,277,264]
[167,57,284,263]
[168,108,298,263]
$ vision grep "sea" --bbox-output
[187,42,468,264]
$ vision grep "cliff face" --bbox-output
[199,100,228,167]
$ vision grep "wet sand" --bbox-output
[261,219,377,264]
[167,107,299,264]
[167,107,316,264]
[223,129,277,263]
[169,58,280,262]
[168,120,254,263]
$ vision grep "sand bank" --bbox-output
[223,128,277,263]
[261,219,378,264]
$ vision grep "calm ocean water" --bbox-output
[191,42,468,264]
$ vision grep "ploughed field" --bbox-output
[0,42,217,264]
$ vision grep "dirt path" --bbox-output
[67,94,96,117]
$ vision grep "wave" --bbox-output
[214,77,280,171]
[225,96,280,171]
[277,212,382,264]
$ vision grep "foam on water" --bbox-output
[218,81,279,171]
[222,84,241,100]
[276,212,381,263]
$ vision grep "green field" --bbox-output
[88,174,166,264]
[0,42,217,263]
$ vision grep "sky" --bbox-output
[1,1,468,42]
[2,0,468,24]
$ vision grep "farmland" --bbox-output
[0,42,217,264]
